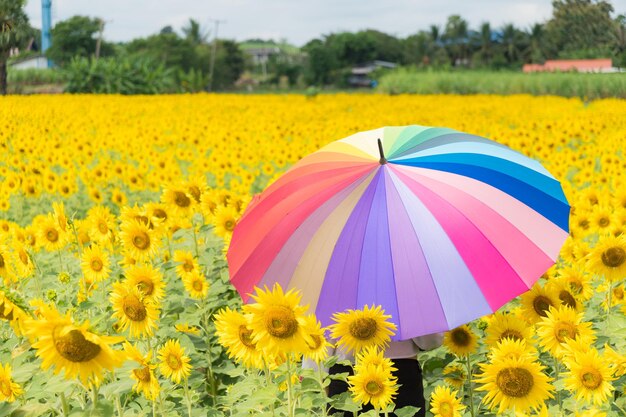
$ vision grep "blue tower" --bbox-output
[41,0,52,67]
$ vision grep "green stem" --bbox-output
[184,379,193,417]
[606,280,613,326]
[201,300,217,406]
[60,392,69,416]
[317,364,327,417]
[554,357,563,415]
[69,219,83,256]
[91,383,99,410]
[57,249,65,272]
[465,354,475,417]
[152,399,157,417]
[115,393,124,417]
[286,355,295,417]
[263,360,276,417]
[192,221,200,259]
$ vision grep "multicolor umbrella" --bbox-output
[227,126,570,340]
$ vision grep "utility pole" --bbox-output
[208,19,226,92]
[95,19,105,60]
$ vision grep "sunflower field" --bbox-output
[0,93,624,417]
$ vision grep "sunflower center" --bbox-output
[349,317,378,341]
[97,221,108,234]
[192,279,203,292]
[189,186,201,202]
[306,334,323,351]
[559,290,577,309]
[496,367,534,398]
[224,220,235,232]
[450,328,471,347]
[174,191,191,208]
[90,259,103,272]
[0,302,13,320]
[123,294,147,321]
[364,380,383,396]
[0,379,12,397]
[598,217,610,227]
[55,329,101,362]
[499,330,524,342]
[532,295,553,318]
[602,247,626,268]
[166,353,182,370]
[18,250,29,265]
[0,254,4,268]
[614,287,624,300]
[439,402,453,417]
[153,209,167,220]
[132,232,150,250]
[133,366,152,383]
[581,370,602,389]
[568,281,582,295]
[579,219,589,229]
[238,325,256,348]
[264,305,298,339]
[136,279,154,296]
[182,261,194,272]
[554,322,577,343]
[46,228,59,243]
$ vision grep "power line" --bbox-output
[208,18,226,92]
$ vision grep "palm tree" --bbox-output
[0,0,29,95]
[443,15,469,66]
[182,19,209,45]
[612,15,626,67]
[477,22,493,67]
[527,23,545,63]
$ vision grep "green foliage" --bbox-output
[0,0,29,94]
[46,16,114,67]
[377,68,626,99]
[7,68,65,85]
[63,56,176,94]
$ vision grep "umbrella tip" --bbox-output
[377,138,387,165]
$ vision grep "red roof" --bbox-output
[523,59,613,73]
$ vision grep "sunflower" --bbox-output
[590,206,613,230]
[212,205,239,239]
[37,215,66,252]
[443,325,478,357]
[119,219,160,263]
[0,244,15,284]
[558,265,593,301]
[430,385,465,417]
[23,304,125,384]
[536,305,595,358]
[484,312,533,348]
[157,339,192,384]
[124,264,165,303]
[80,244,111,283]
[145,202,171,231]
[586,234,626,282]
[301,314,332,363]
[0,363,23,402]
[175,323,201,336]
[244,284,310,355]
[348,364,397,410]
[489,338,538,362]
[0,291,29,336]
[442,363,467,389]
[519,282,559,324]
[213,307,264,369]
[161,185,194,218]
[546,277,583,312]
[13,242,34,279]
[124,342,160,401]
[200,191,218,220]
[173,250,199,279]
[185,175,207,204]
[52,201,68,233]
[603,344,626,377]
[475,356,554,414]
[110,282,159,338]
[563,348,615,406]
[354,345,395,375]
[87,206,116,245]
[330,305,397,355]
[182,270,209,299]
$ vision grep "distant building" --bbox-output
[523,59,618,73]
[349,60,397,87]
[10,55,50,70]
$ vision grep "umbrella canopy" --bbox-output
[227,126,570,340]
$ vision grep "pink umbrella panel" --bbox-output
[227,125,570,340]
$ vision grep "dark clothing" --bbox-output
[327,358,425,417]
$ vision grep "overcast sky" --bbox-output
[24,0,626,47]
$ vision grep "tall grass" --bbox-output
[377,68,626,99]
[7,68,66,85]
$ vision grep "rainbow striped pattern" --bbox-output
[227,126,570,340]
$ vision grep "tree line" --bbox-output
[2,0,625,94]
